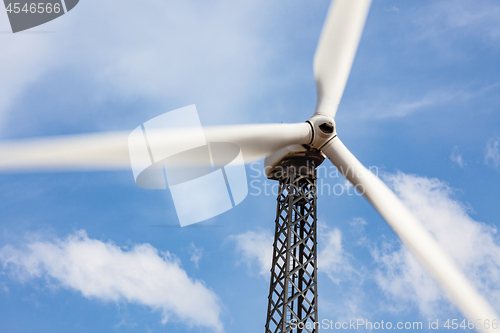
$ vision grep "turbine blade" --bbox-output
[204,123,311,164]
[0,123,311,173]
[314,0,371,118]
[0,131,131,172]
[322,136,499,332]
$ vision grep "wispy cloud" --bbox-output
[408,0,500,62]
[339,0,500,122]
[0,231,223,332]
[371,241,445,316]
[188,243,203,269]
[376,172,500,316]
[485,137,500,168]
[349,90,456,120]
[230,224,356,285]
[0,33,52,126]
[229,229,273,276]
[317,224,356,284]
[317,221,368,322]
[0,0,293,134]
[423,0,500,42]
[349,217,368,231]
[450,146,466,167]
[346,83,500,120]
[384,6,400,13]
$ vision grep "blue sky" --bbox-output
[1,0,500,332]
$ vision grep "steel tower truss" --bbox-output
[265,156,320,333]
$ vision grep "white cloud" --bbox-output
[315,222,368,321]
[189,243,203,269]
[485,137,500,168]
[427,0,500,41]
[317,224,355,284]
[349,217,368,230]
[0,0,294,131]
[114,318,138,330]
[0,10,62,127]
[371,241,445,316]
[64,0,276,123]
[391,84,499,119]
[0,29,53,125]
[0,282,8,293]
[338,1,500,122]
[409,0,500,61]
[450,146,466,167]
[374,172,500,316]
[230,229,273,276]
[230,224,356,284]
[384,6,400,13]
[229,228,365,318]
[345,84,499,121]
[0,231,223,332]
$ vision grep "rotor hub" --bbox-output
[264,115,335,179]
[306,114,336,149]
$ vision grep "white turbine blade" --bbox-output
[314,0,371,118]
[204,123,311,164]
[0,131,131,172]
[322,137,499,333]
[0,123,311,173]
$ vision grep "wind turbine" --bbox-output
[0,0,498,332]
